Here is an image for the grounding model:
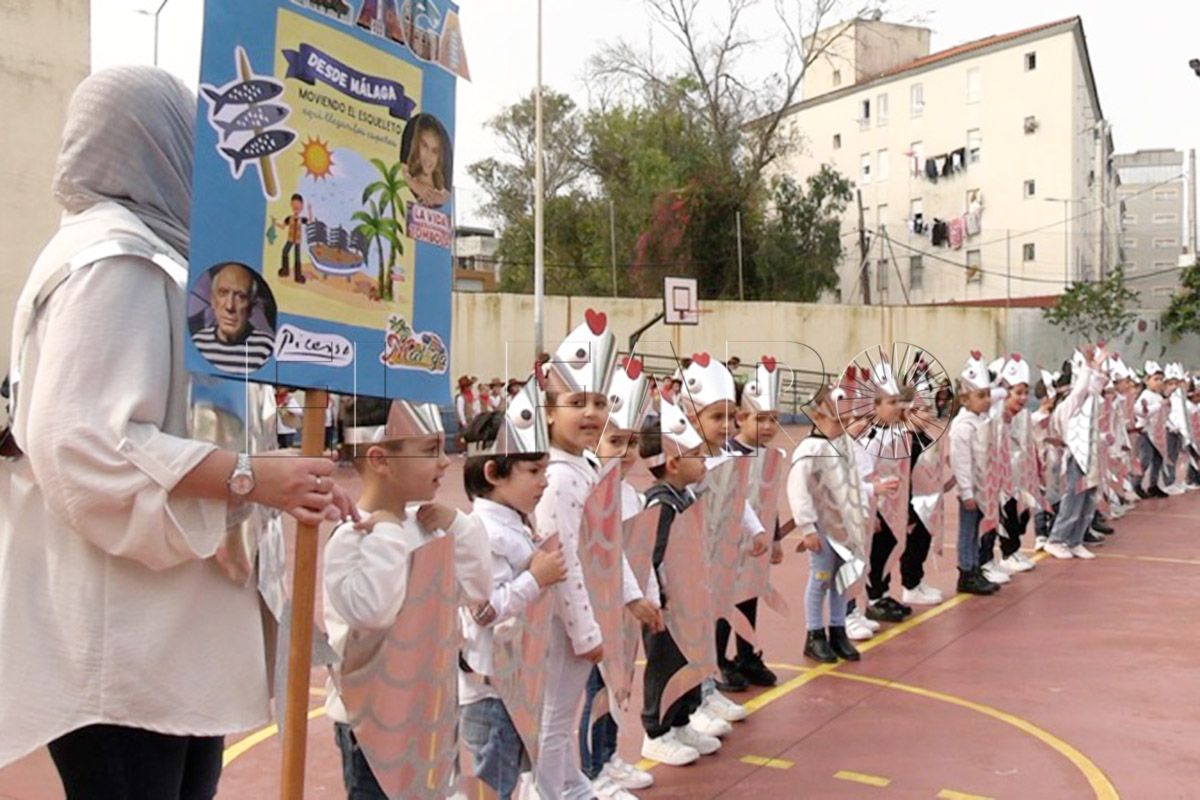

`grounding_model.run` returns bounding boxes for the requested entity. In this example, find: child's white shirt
[949,406,987,501]
[323,506,491,723]
[458,498,544,706]
[535,447,603,657]
[787,435,871,538]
